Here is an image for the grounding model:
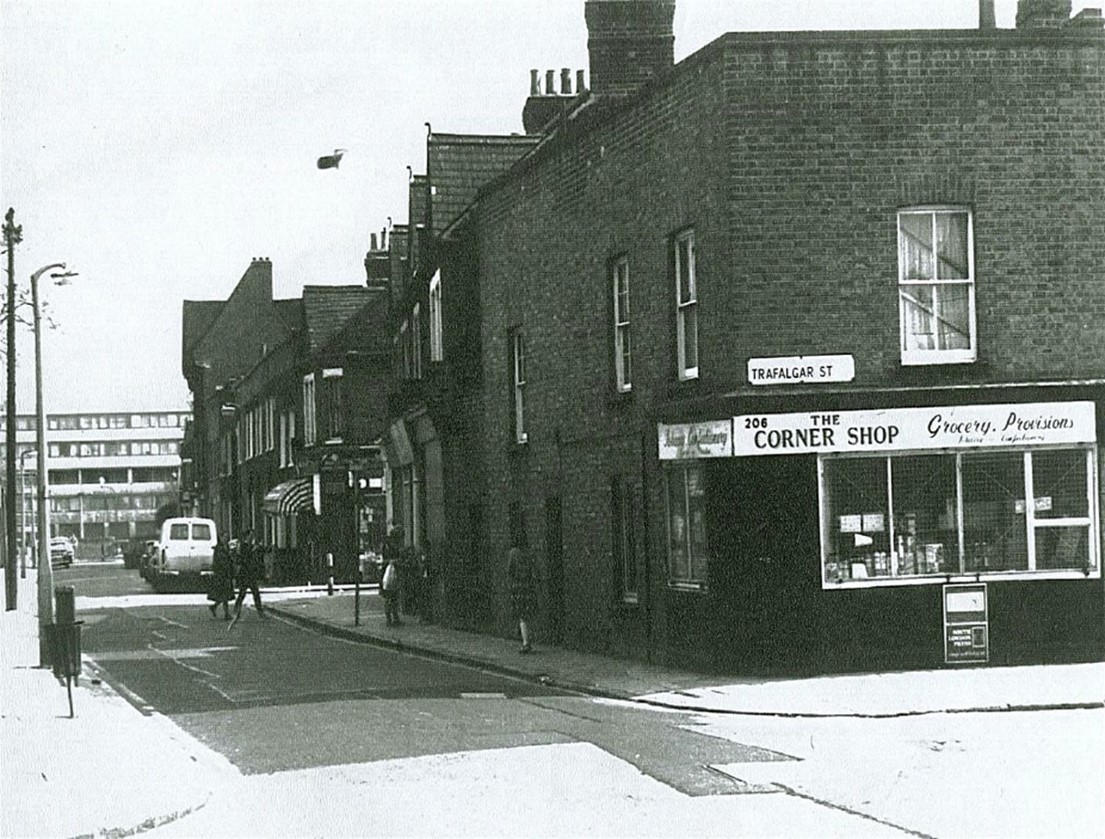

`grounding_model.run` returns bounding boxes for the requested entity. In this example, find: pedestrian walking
[207,534,234,620]
[229,530,266,628]
[381,555,402,626]
[508,545,537,654]
[380,526,404,626]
